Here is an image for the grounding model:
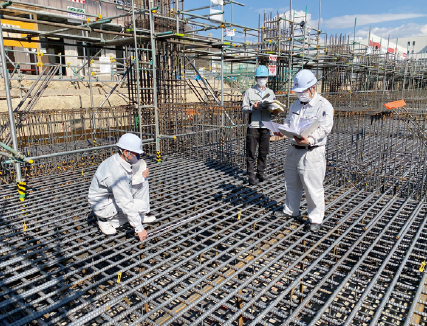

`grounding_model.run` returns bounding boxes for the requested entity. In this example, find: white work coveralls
[282,92,334,224]
[88,153,150,233]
